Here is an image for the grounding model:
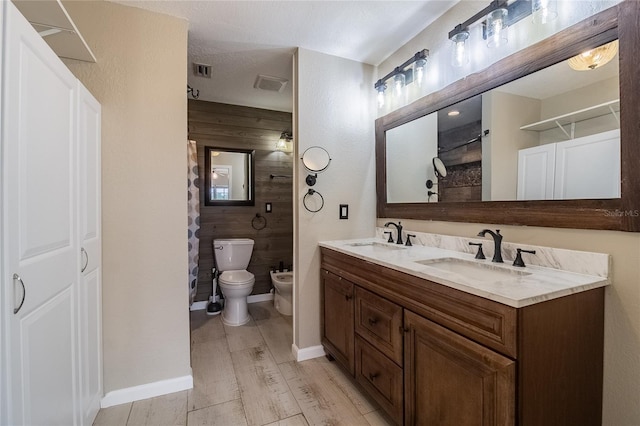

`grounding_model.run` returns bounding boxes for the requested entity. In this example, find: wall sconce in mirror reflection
[449,0,557,68]
[275,131,293,152]
[374,49,429,108]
